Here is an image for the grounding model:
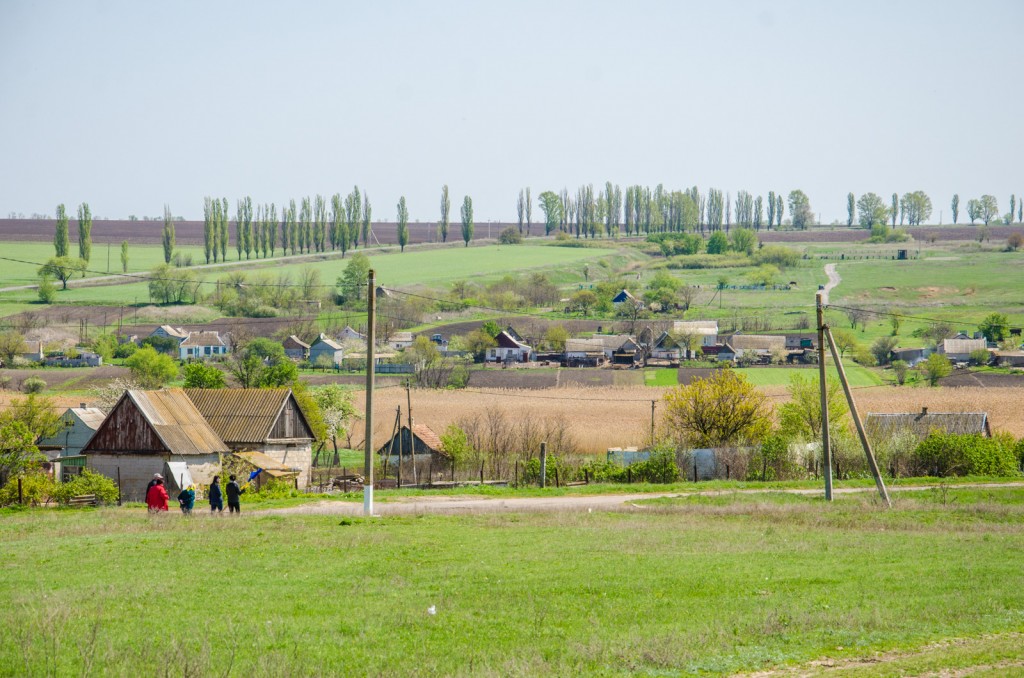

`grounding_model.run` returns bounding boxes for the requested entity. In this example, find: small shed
[81,389,229,501]
[865,407,992,442]
[376,424,450,473]
[939,338,988,363]
[231,450,300,491]
[282,335,310,361]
